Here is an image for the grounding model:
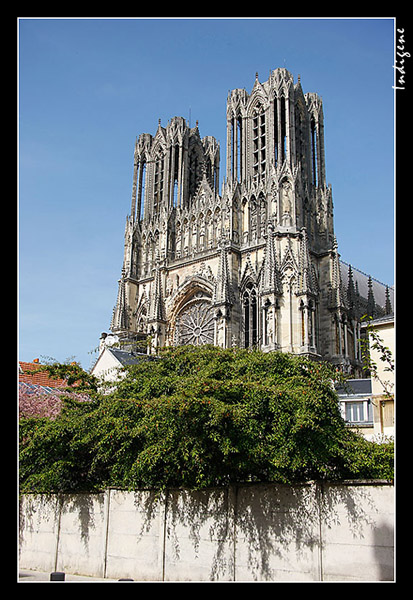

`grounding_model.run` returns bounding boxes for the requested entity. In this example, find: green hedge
[19,346,394,493]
